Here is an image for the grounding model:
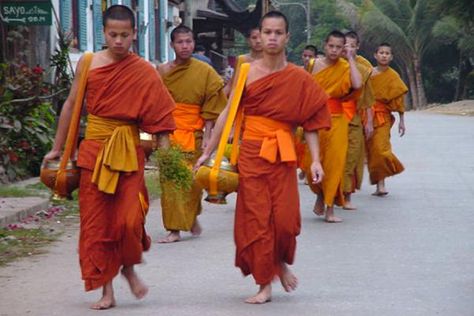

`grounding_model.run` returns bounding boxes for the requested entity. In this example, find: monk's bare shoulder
[89,50,111,70]
[312,58,327,74]
[157,62,173,77]
[246,59,264,86]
